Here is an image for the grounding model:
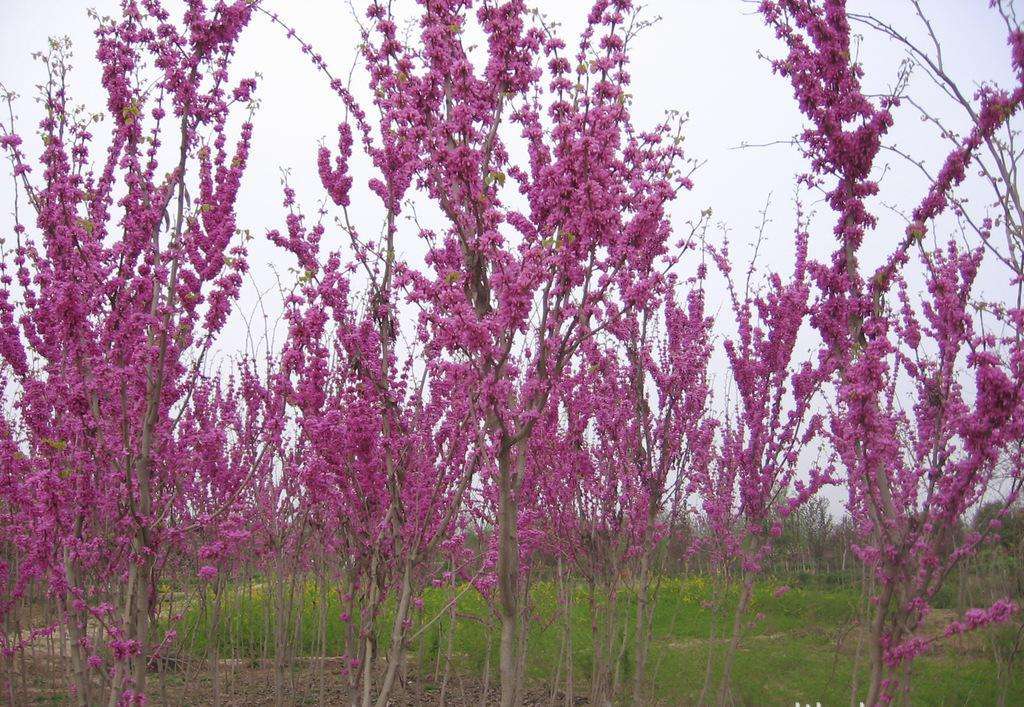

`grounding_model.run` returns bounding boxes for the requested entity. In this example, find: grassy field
[168,575,1023,705]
